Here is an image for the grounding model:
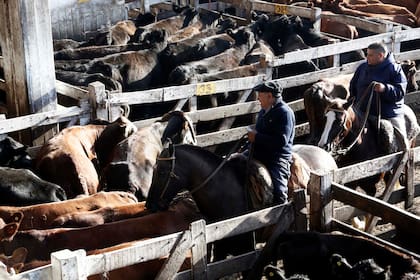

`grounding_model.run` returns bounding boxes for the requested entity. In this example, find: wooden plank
[85,231,185,276]
[333,152,403,184]
[320,12,391,33]
[0,106,88,135]
[51,249,85,280]
[394,28,420,43]
[156,230,192,280]
[251,0,318,21]
[10,265,53,280]
[331,183,420,236]
[176,251,260,280]
[365,151,409,232]
[395,49,420,62]
[56,80,88,101]
[246,205,295,279]
[271,33,391,67]
[331,219,420,259]
[19,0,58,145]
[190,220,208,279]
[333,184,420,222]
[108,75,266,105]
[205,204,293,243]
